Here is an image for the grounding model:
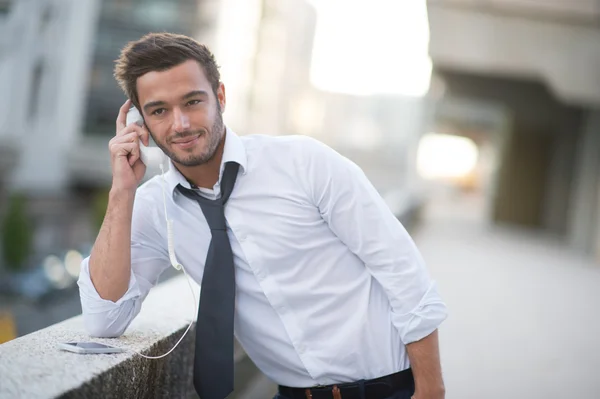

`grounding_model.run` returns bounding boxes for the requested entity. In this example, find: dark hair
[114,32,220,110]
